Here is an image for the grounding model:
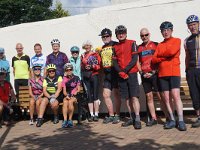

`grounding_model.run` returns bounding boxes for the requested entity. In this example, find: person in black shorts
[98,28,121,124]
